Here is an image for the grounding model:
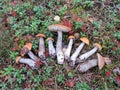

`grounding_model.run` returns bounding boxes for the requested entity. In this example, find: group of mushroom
[16,24,109,73]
